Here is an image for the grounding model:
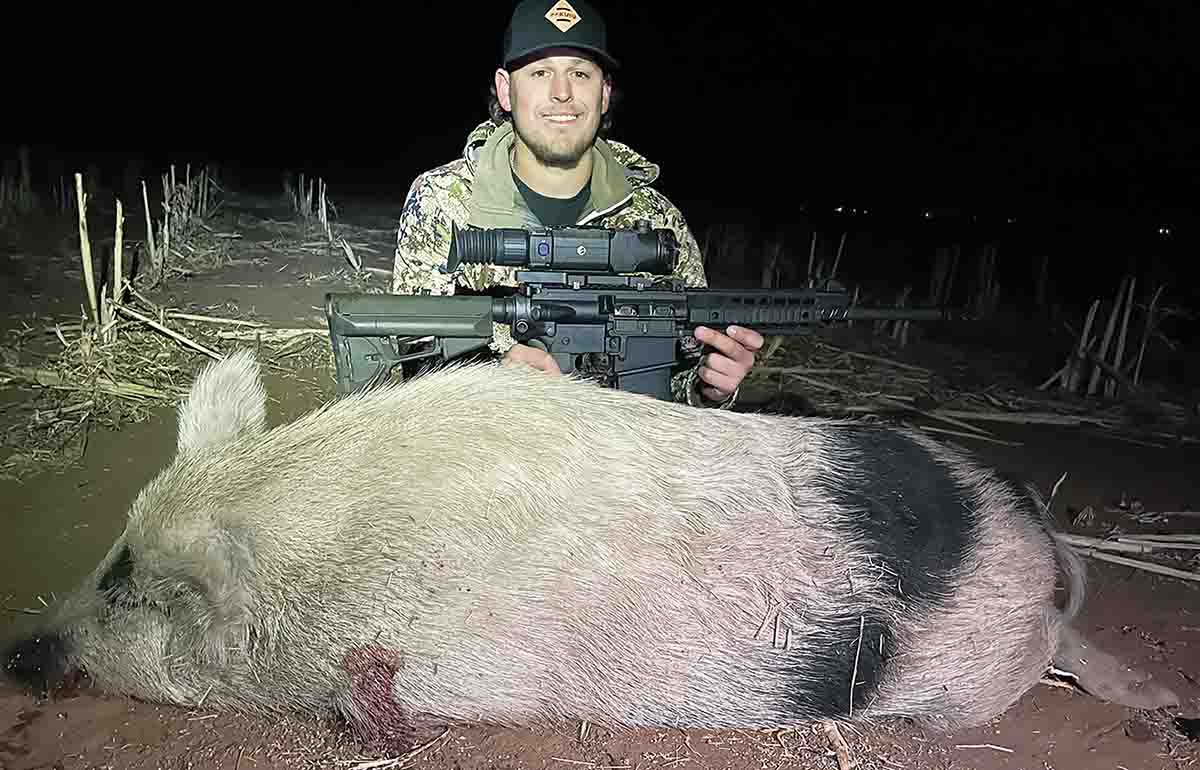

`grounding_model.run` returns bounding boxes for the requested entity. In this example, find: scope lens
[609,229,678,273]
